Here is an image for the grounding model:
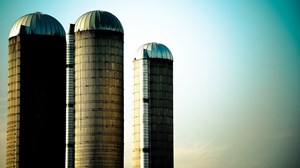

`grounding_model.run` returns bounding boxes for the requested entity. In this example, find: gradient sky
[1,0,300,167]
